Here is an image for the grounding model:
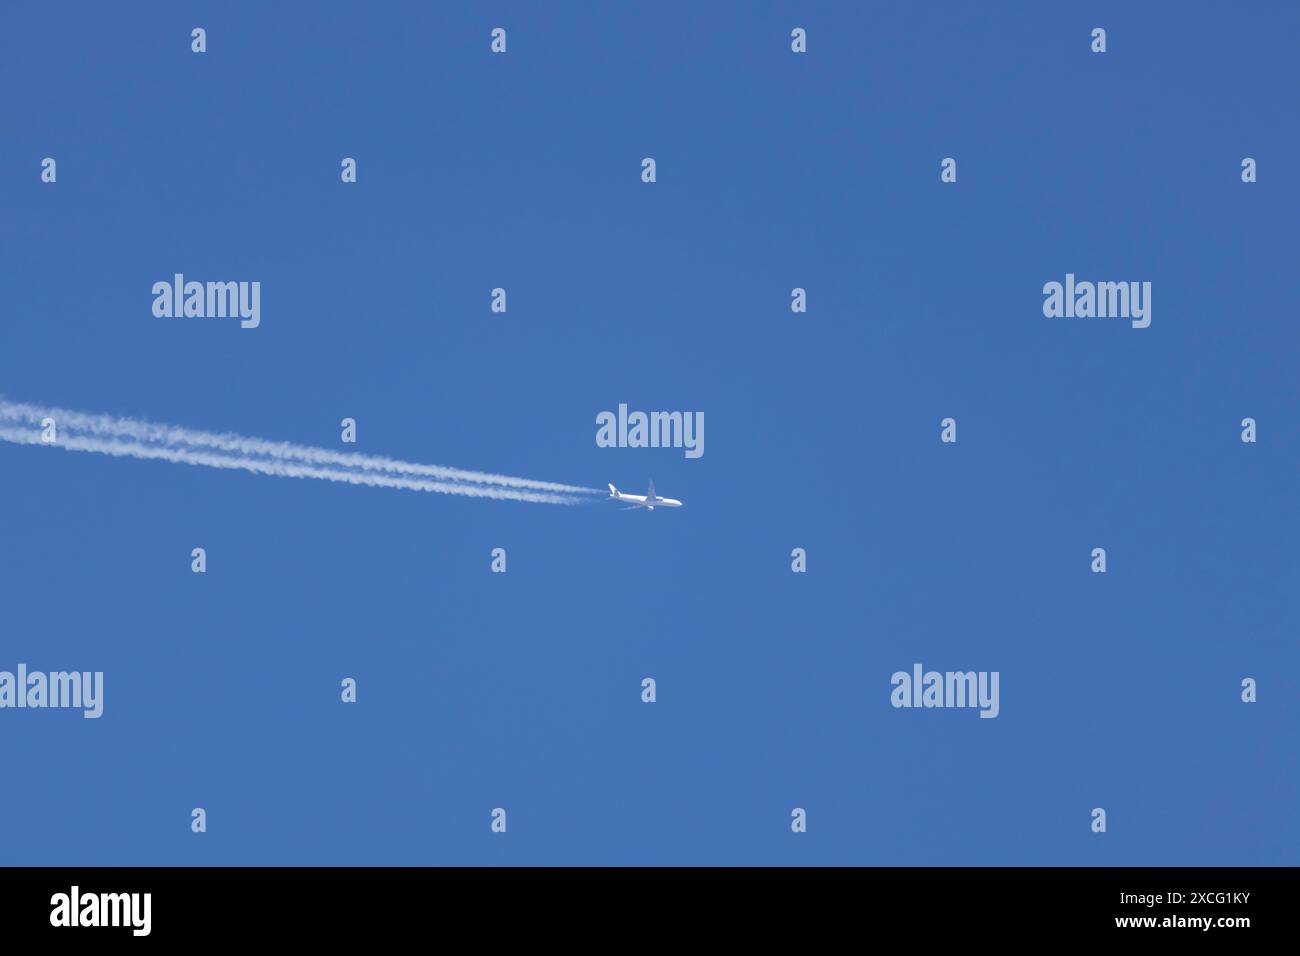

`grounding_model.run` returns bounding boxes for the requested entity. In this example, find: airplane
[608,481,682,510]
